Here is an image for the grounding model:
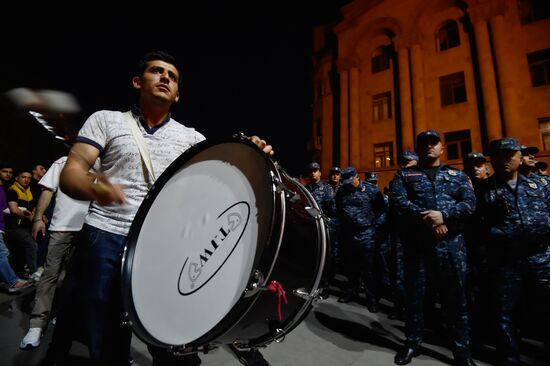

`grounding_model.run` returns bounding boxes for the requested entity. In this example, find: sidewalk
[0,283,544,366]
